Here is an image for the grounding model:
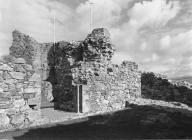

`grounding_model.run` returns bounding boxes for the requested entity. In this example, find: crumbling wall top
[83,28,115,62]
